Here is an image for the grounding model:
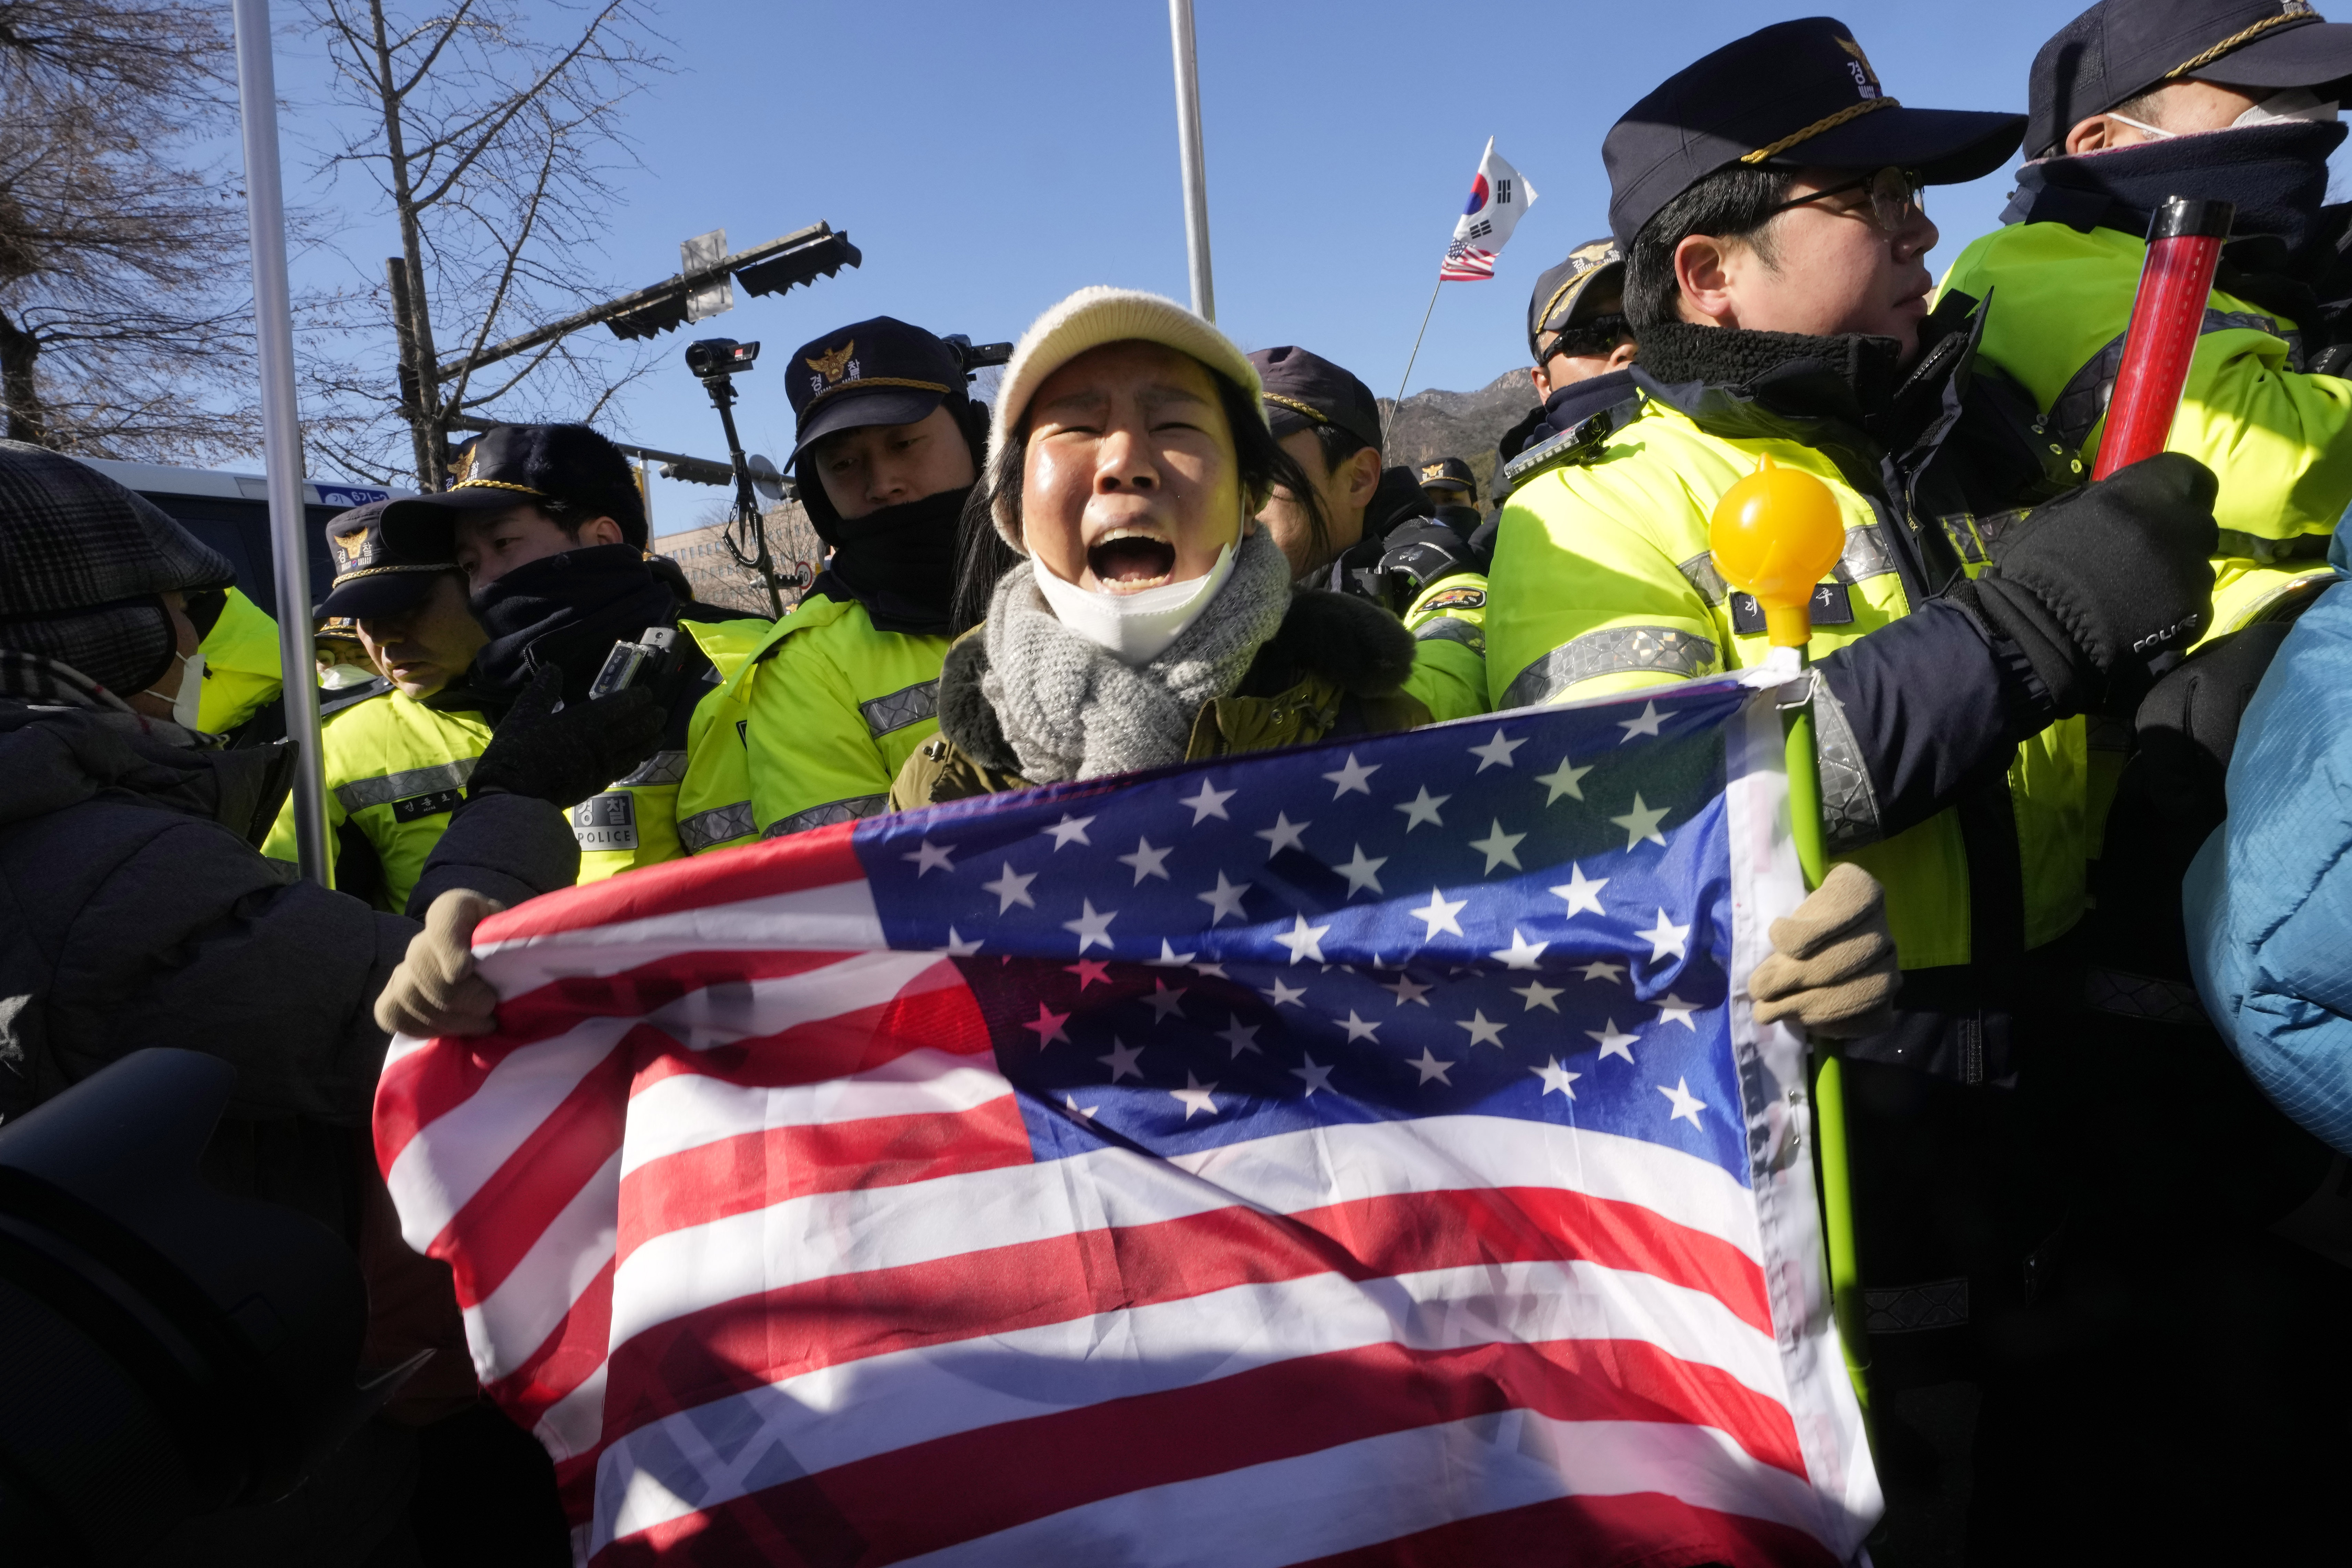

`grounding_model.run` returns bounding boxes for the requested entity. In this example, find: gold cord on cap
[801,376,953,414]
[1261,392,1329,425]
[1739,95,1901,164]
[2165,8,2312,79]
[448,478,549,498]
